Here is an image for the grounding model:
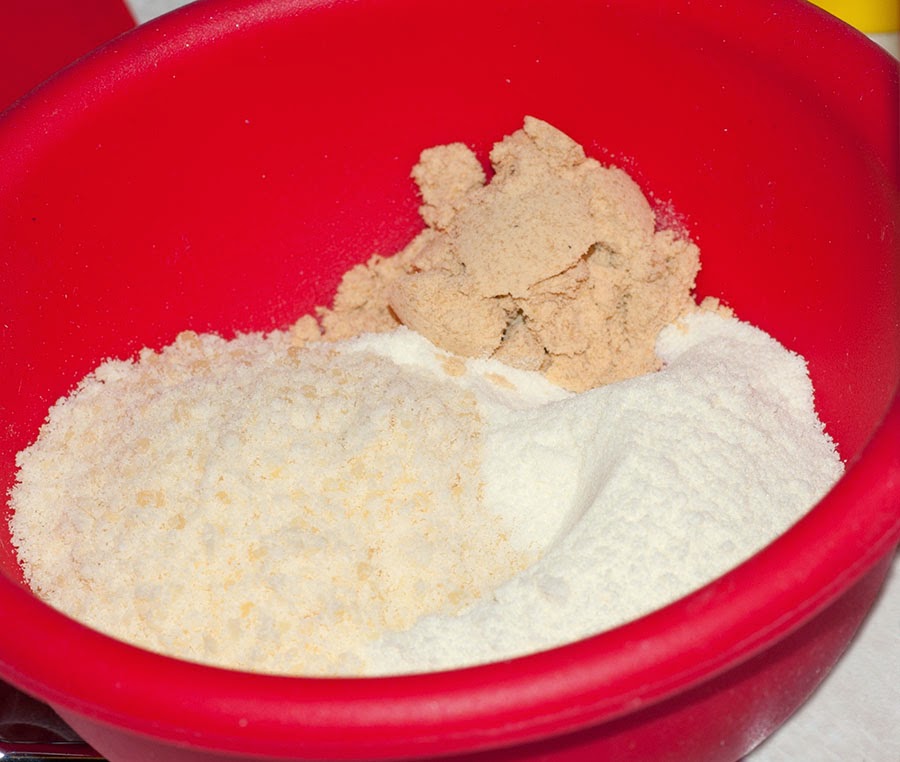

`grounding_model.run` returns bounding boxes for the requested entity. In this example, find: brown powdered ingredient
[314,117,702,391]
